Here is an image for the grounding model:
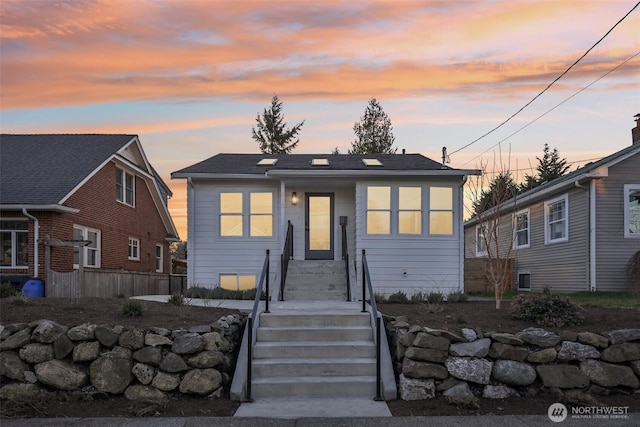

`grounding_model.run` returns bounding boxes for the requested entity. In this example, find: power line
[449,1,639,156]
[461,50,640,167]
